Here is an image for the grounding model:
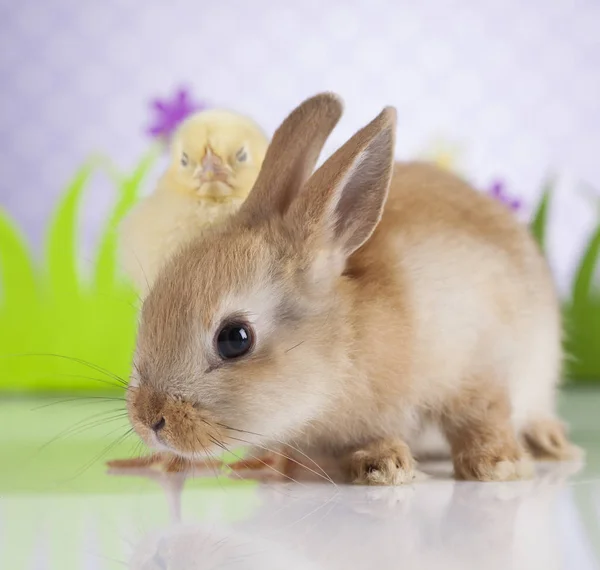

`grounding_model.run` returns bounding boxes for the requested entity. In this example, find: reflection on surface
[4,393,600,569]
[129,522,318,570]
[112,460,597,570]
